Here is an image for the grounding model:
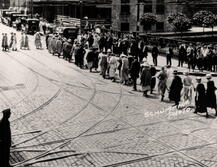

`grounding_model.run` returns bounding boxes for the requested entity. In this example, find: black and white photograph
[1,0,217,166]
